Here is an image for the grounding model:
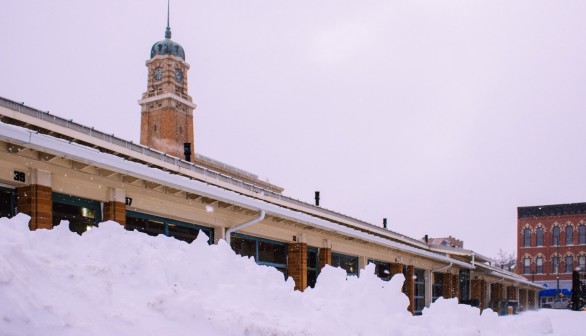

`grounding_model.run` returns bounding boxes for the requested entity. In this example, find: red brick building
[517,203,586,302]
